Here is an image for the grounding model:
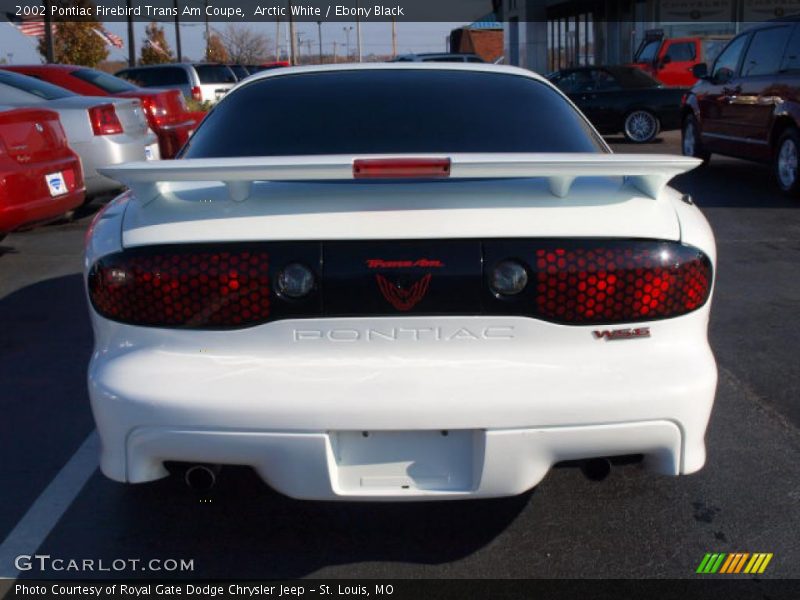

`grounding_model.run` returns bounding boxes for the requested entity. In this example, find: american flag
[145,38,169,56]
[5,12,47,37]
[93,27,124,49]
